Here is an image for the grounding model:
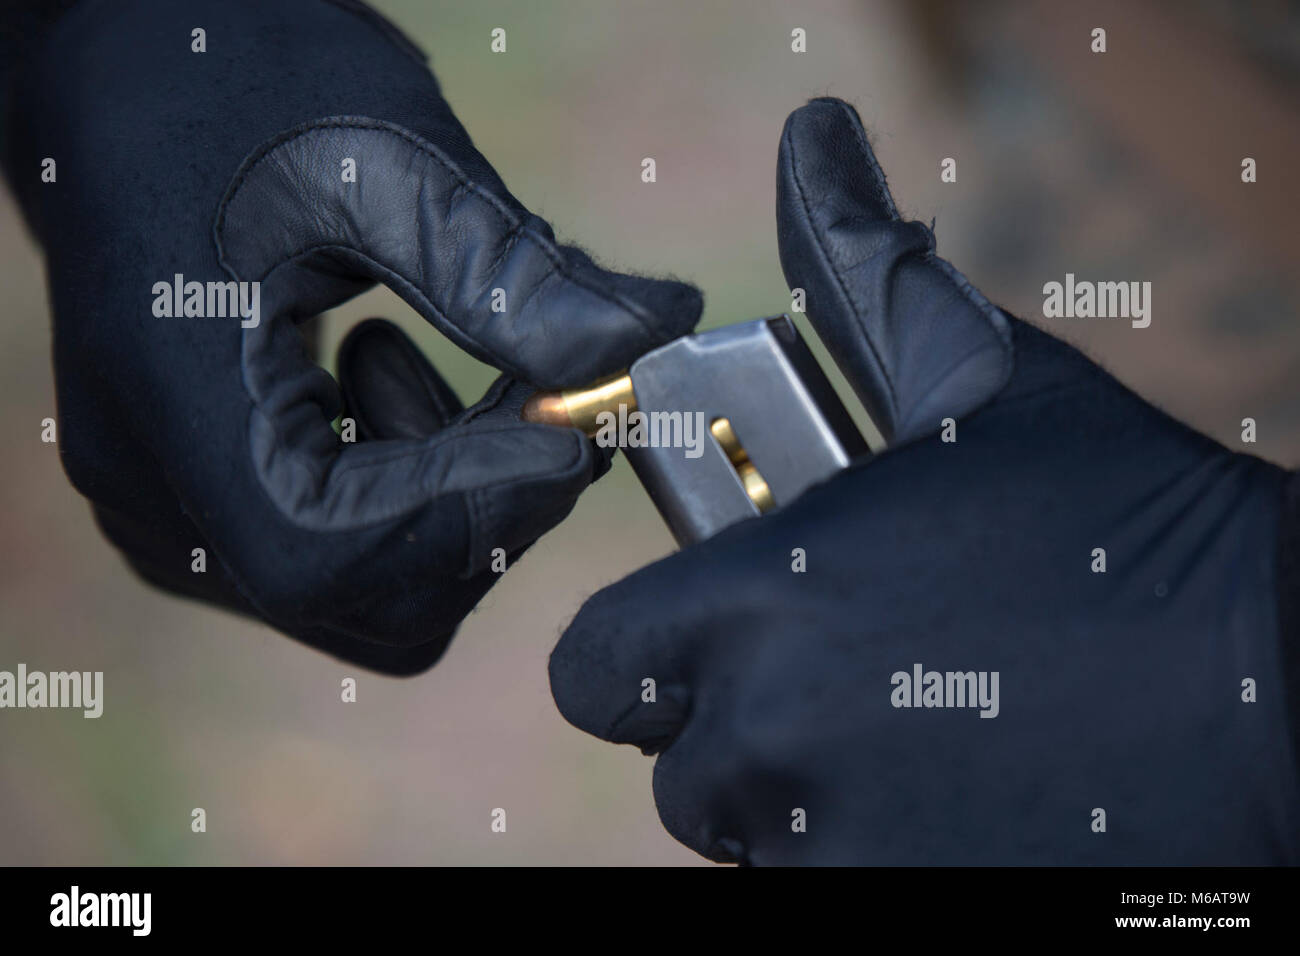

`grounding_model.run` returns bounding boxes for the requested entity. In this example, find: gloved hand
[550,98,1300,864]
[0,0,700,673]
